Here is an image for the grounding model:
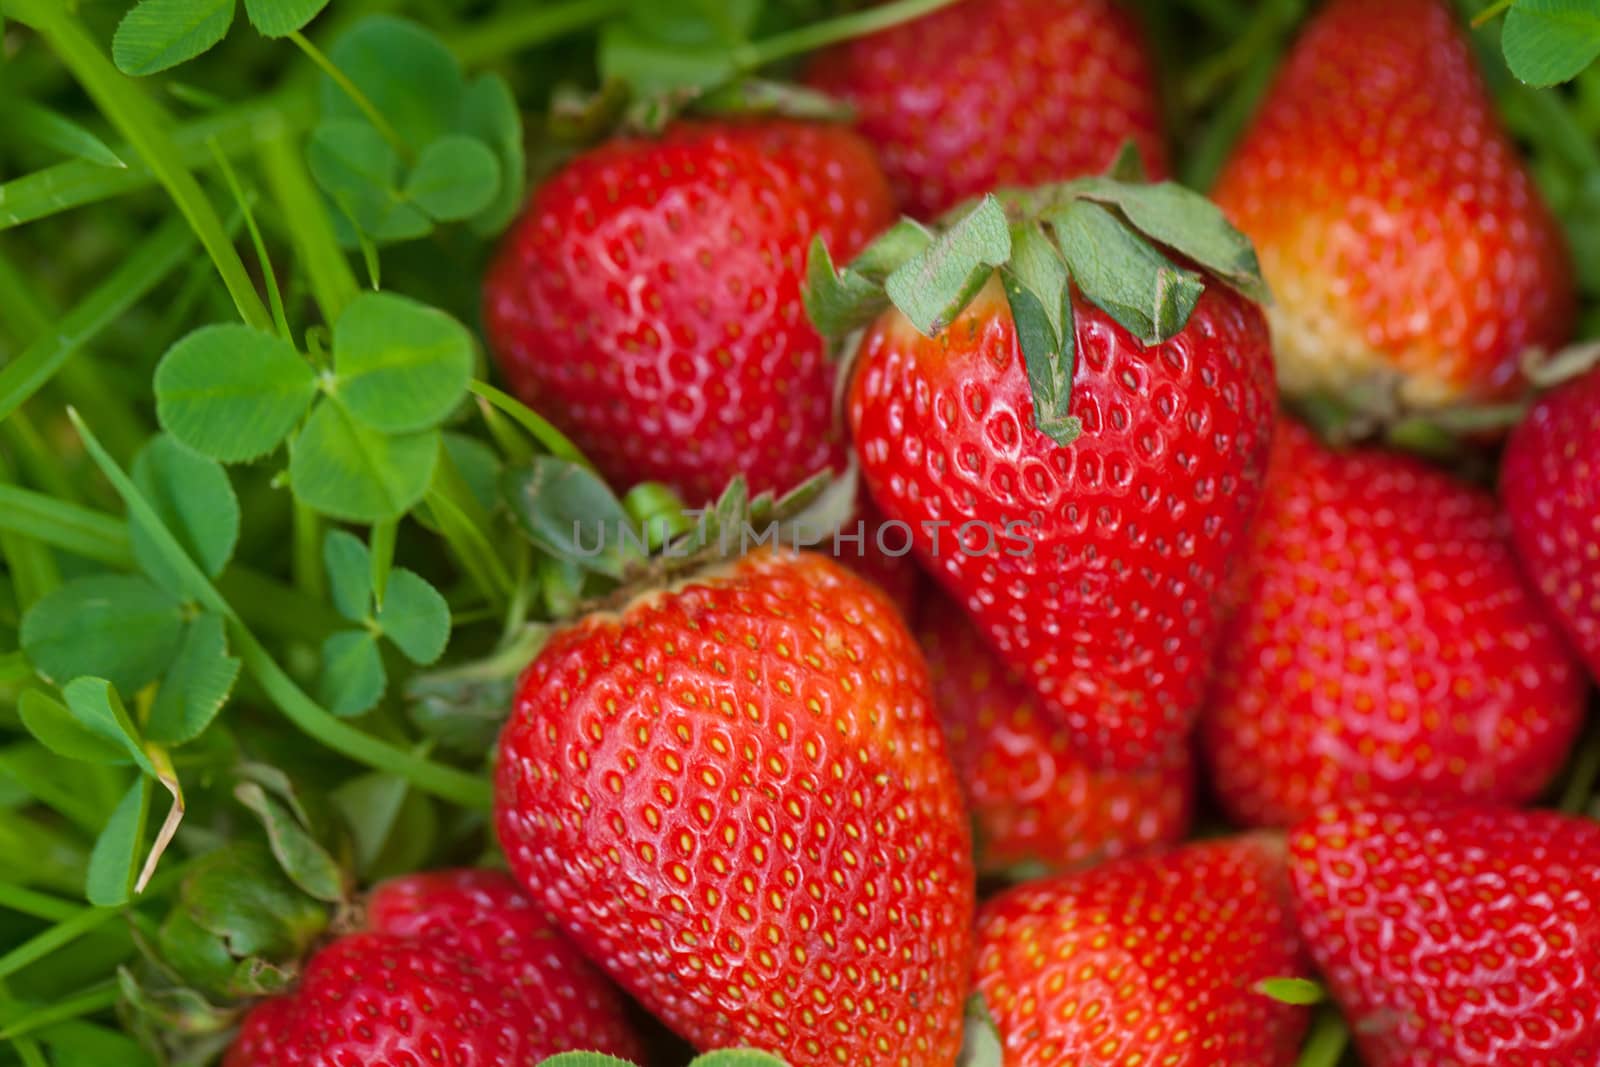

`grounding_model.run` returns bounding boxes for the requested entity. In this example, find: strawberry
[225,868,640,1066]
[918,594,1192,875]
[1212,0,1574,414]
[482,120,895,504]
[806,0,1167,218]
[1200,420,1587,827]
[494,548,974,1065]
[847,275,1275,769]
[1502,363,1600,682]
[973,836,1310,1065]
[1290,802,1600,1065]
